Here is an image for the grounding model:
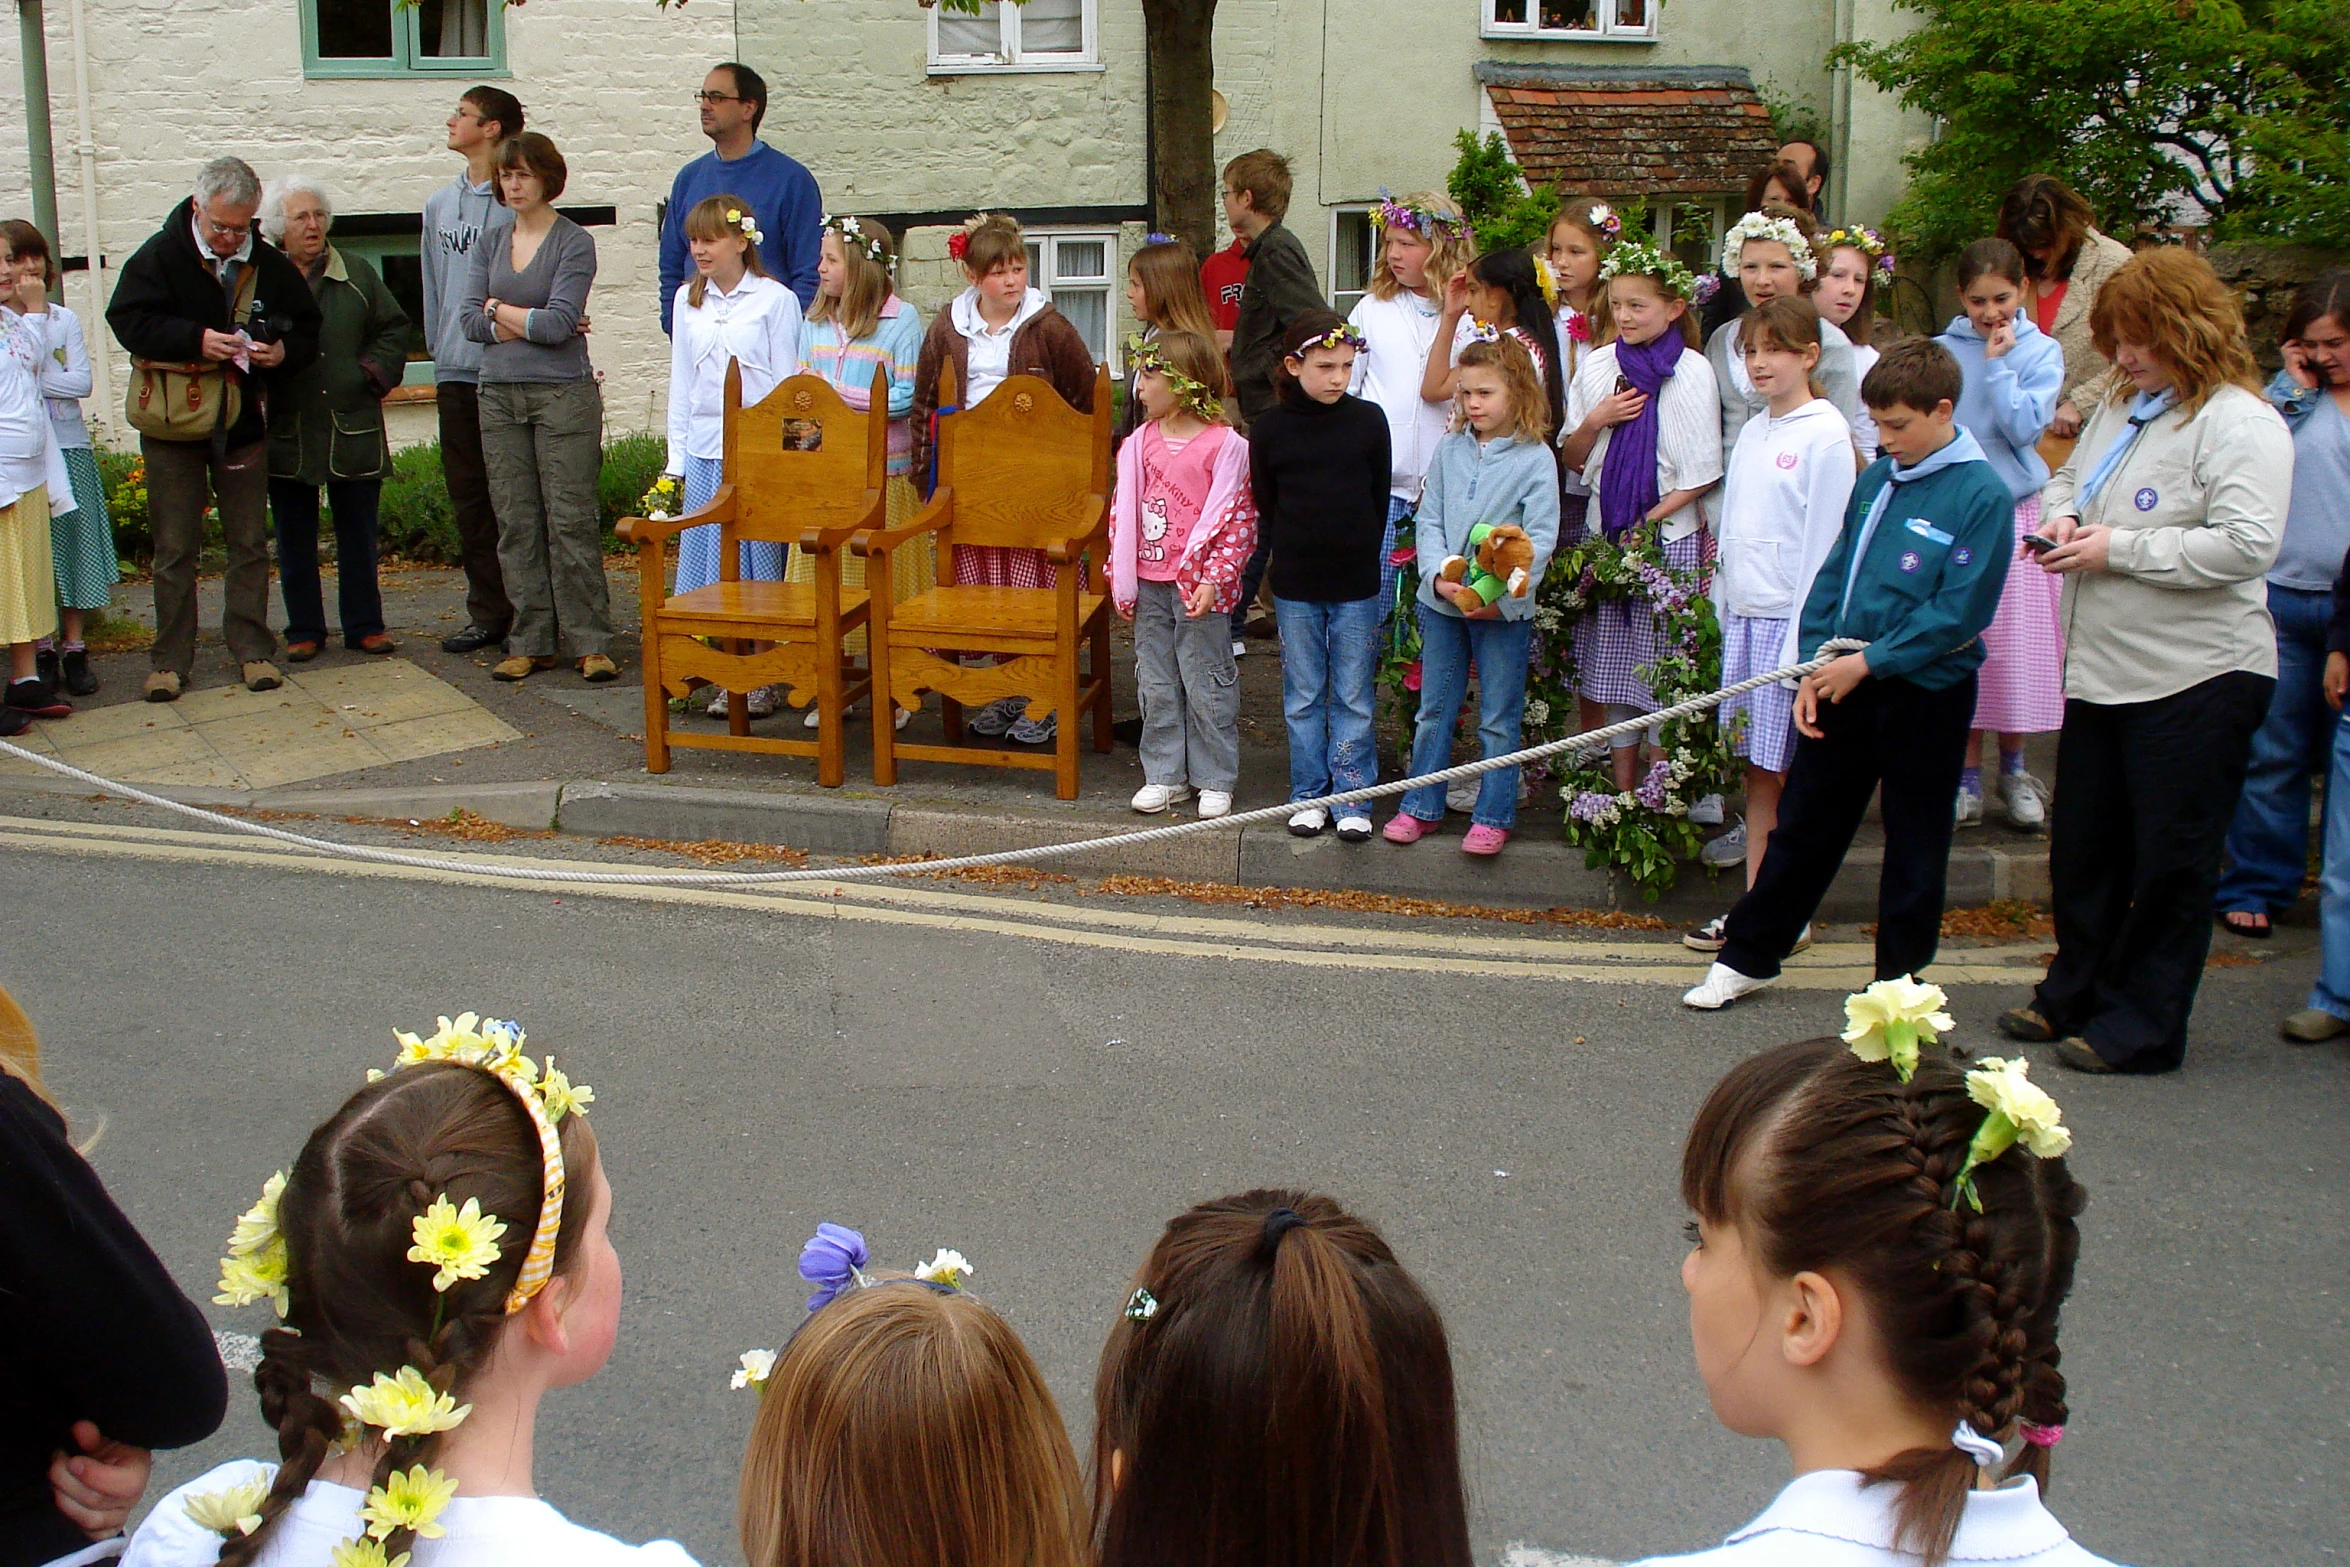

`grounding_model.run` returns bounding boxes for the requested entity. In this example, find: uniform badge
[1775,451,1799,469]
[2134,487,2159,511]
[1899,550,1922,573]
[1954,547,1972,566]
